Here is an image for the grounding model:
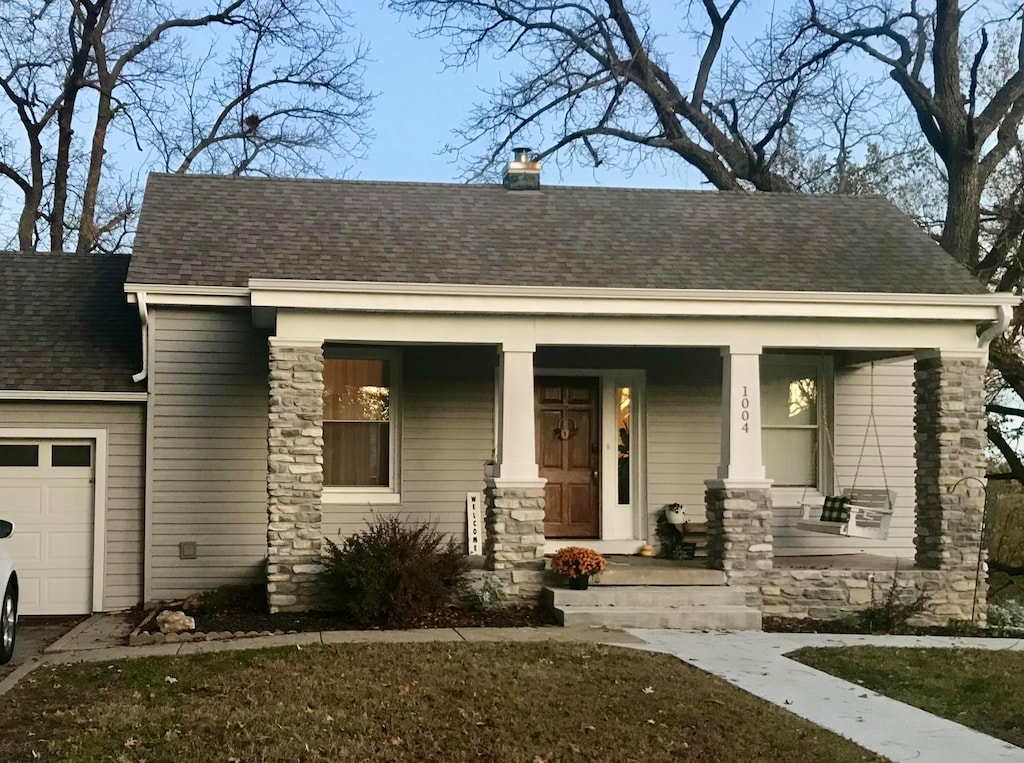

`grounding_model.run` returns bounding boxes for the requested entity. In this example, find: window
[0,444,38,467]
[322,356,395,489]
[617,386,631,505]
[761,358,828,487]
[52,444,92,467]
